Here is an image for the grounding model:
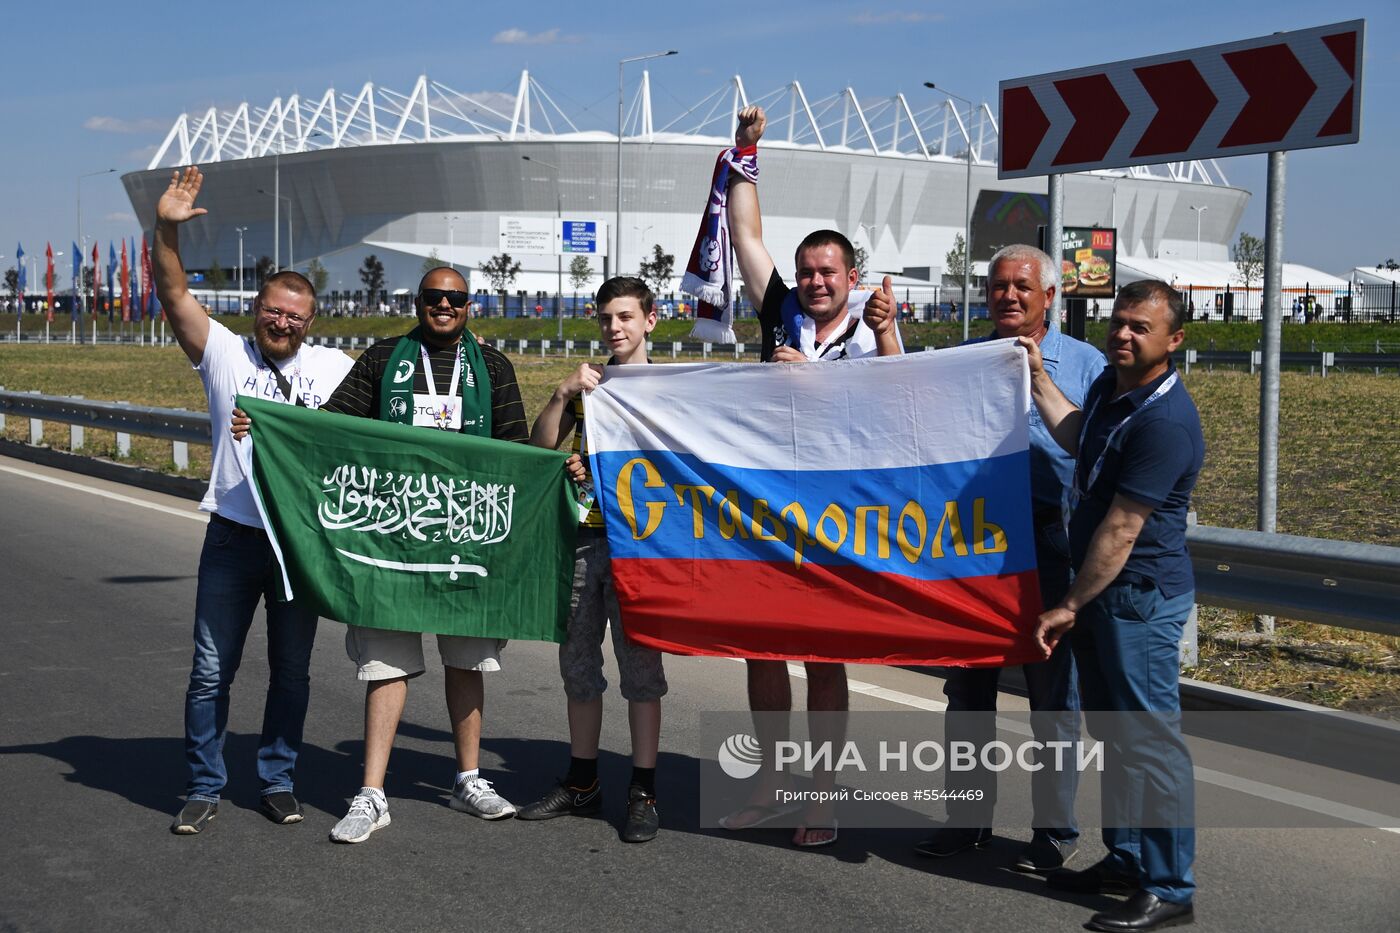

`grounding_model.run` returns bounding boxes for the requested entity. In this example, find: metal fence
[4,389,1398,645]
